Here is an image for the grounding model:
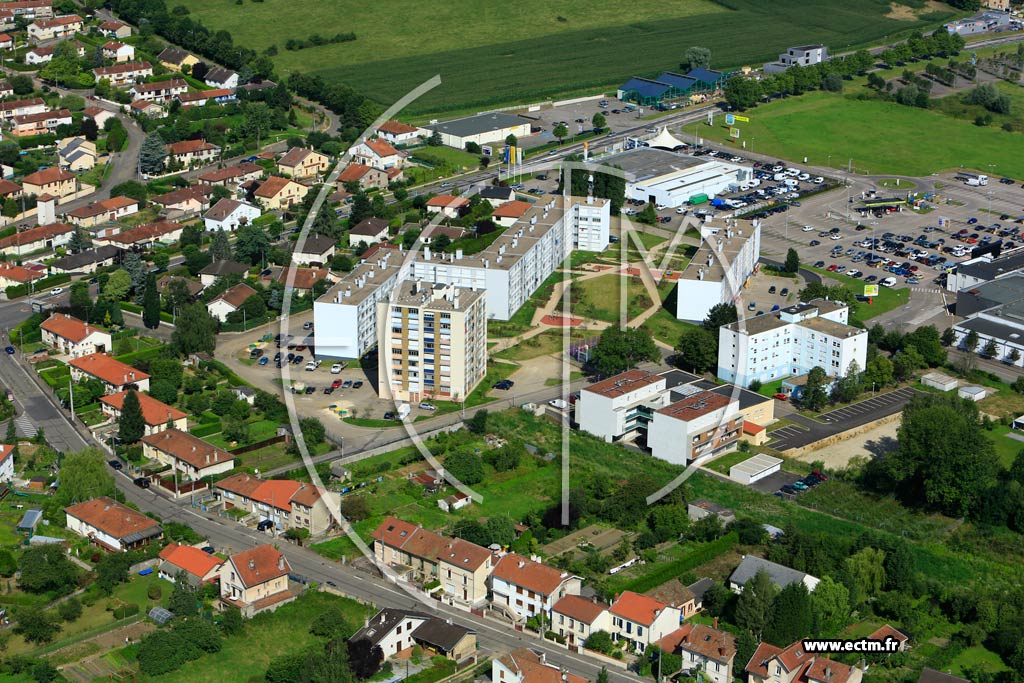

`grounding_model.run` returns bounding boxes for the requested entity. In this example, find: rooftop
[551,595,607,624]
[423,112,529,139]
[142,428,232,470]
[583,369,664,398]
[609,590,671,626]
[679,225,759,283]
[599,147,706,183]
[730,554,810,590]
[211,282,258,309]
[388,280,484,313]
[657,390,734,422]
[159,543,221,579]
[100,390,187,426]
[69,352,149,386]
[492,553,574,596]
[229,544,289,587]
[65,496,162,541]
